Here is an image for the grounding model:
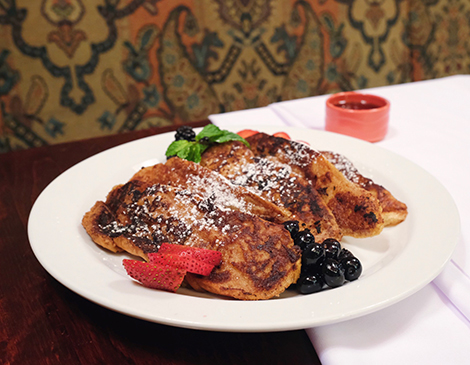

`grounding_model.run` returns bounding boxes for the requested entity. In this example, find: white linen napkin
[269,75,470,364]
[433,257,470,322]
[208,107,286,129]
[306,281,470,364]
[211,75,470,363]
